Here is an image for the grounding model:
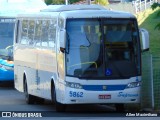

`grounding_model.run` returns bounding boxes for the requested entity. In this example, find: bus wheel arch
[23,73,34,104]
[51,79,56,103]
[23,73,26,92]
[51,79,66,112]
